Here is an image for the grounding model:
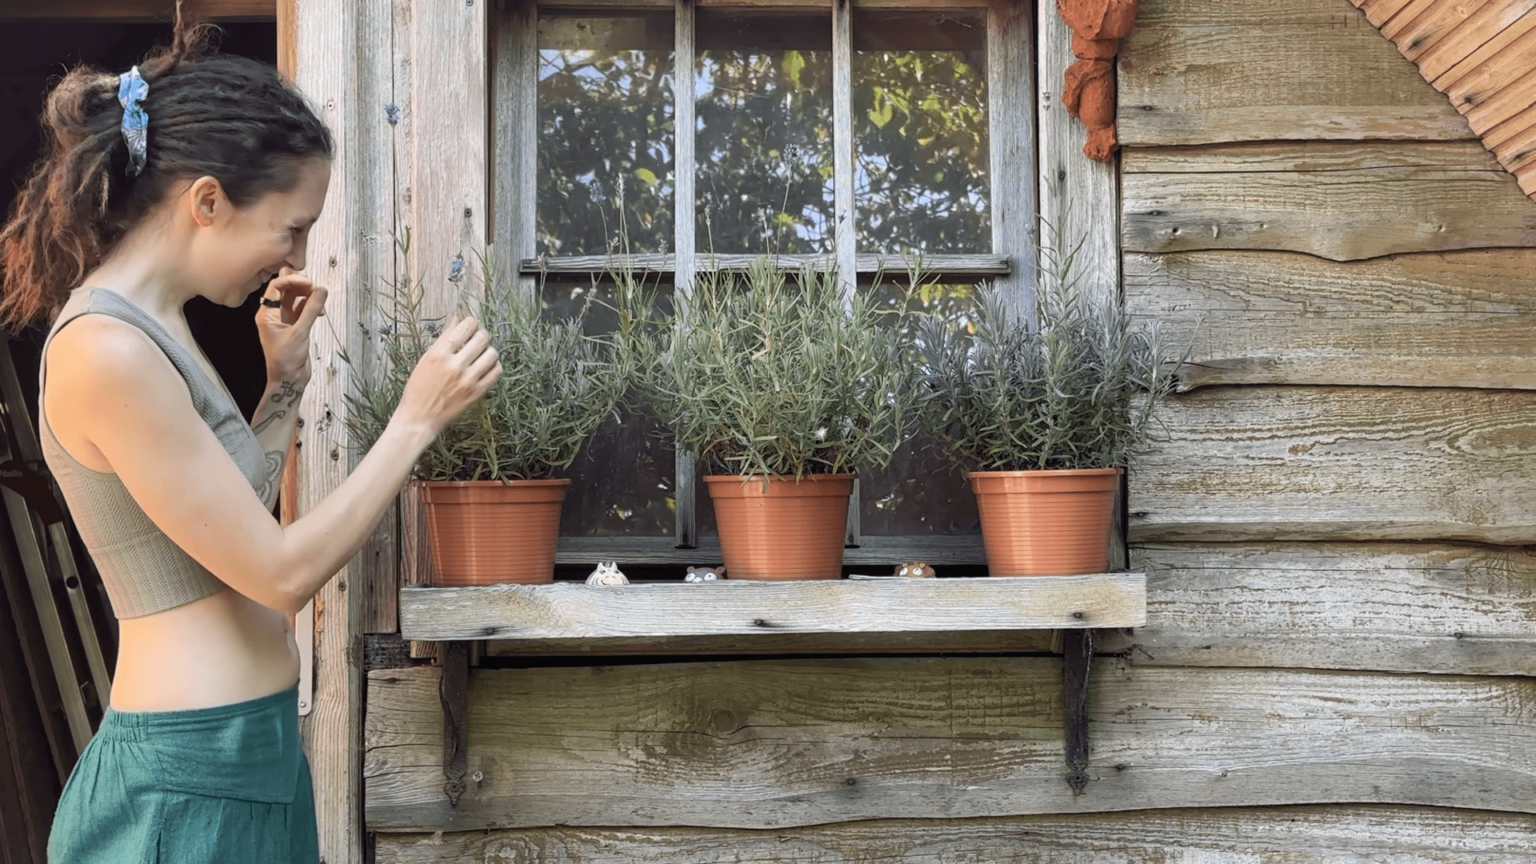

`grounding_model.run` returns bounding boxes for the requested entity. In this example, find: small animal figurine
[586,561,629,586]
[684,565,727,583]
[895,561,936,578]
